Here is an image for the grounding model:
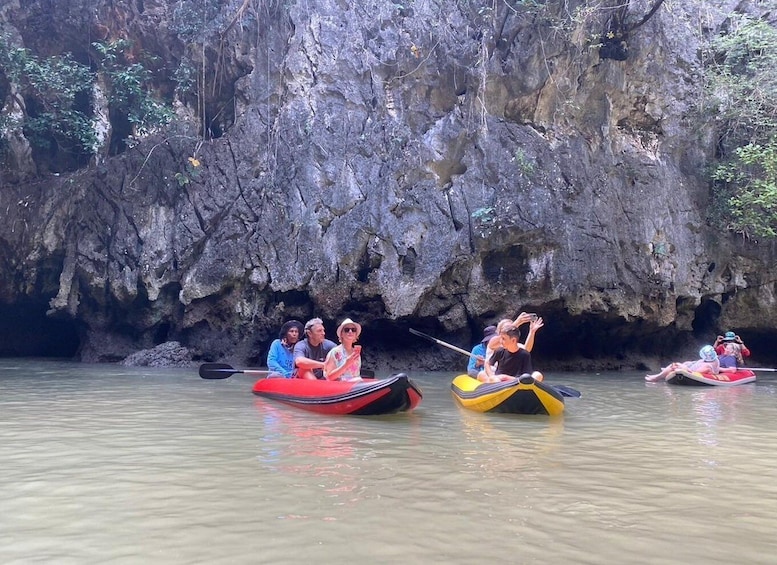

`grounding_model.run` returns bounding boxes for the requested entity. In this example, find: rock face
[1,0,776,370]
